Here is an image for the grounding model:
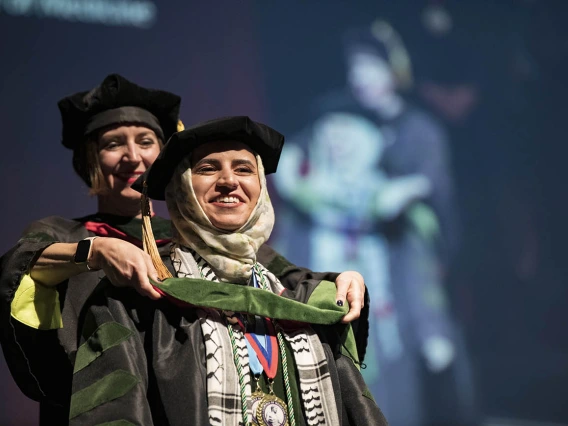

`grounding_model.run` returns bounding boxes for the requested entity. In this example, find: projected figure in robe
[274,108,454,426]
[272,20,467,426]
